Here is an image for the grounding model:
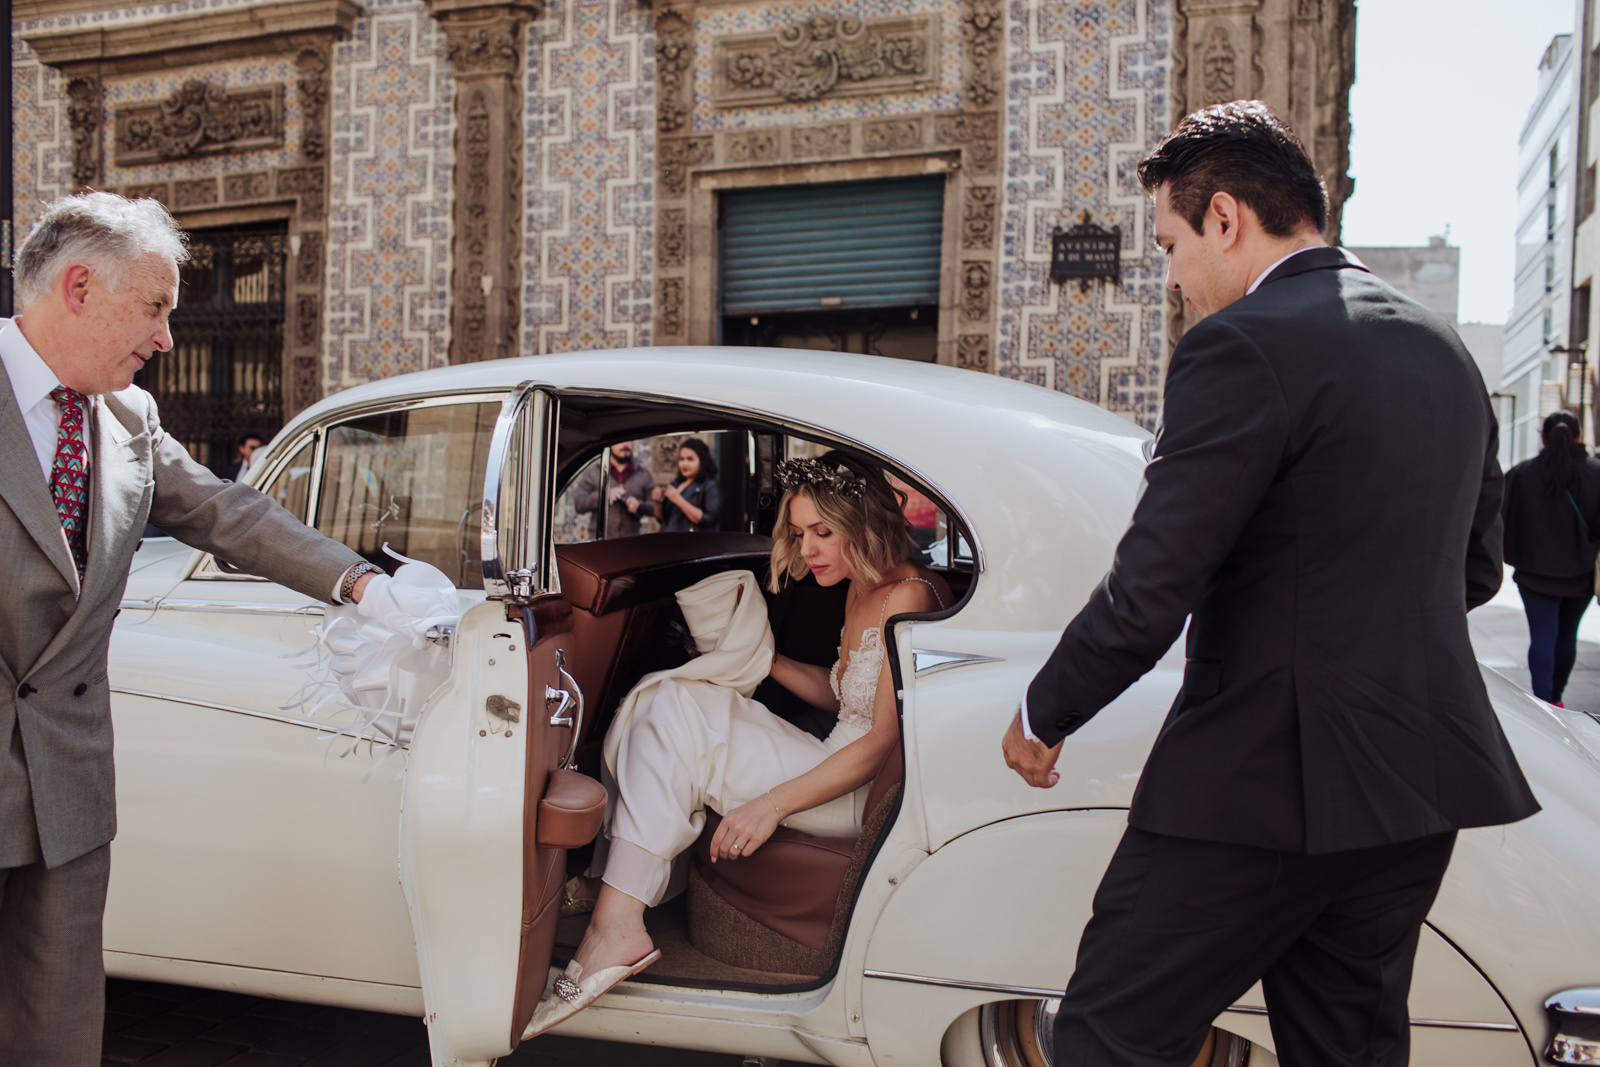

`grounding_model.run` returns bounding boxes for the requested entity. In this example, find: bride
[527,451,950,1035]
